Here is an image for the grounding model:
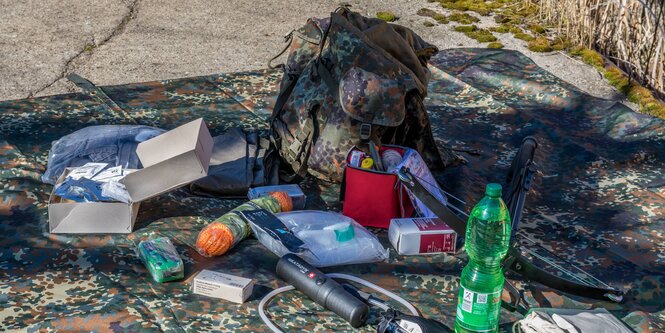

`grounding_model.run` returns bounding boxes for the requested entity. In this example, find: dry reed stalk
[530,0,665,97]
